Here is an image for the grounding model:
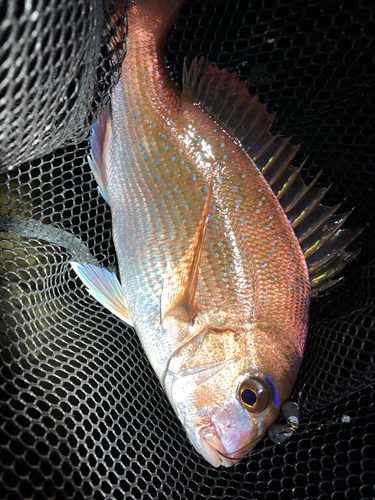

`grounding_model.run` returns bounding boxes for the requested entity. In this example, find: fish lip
[199,425,242,468]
